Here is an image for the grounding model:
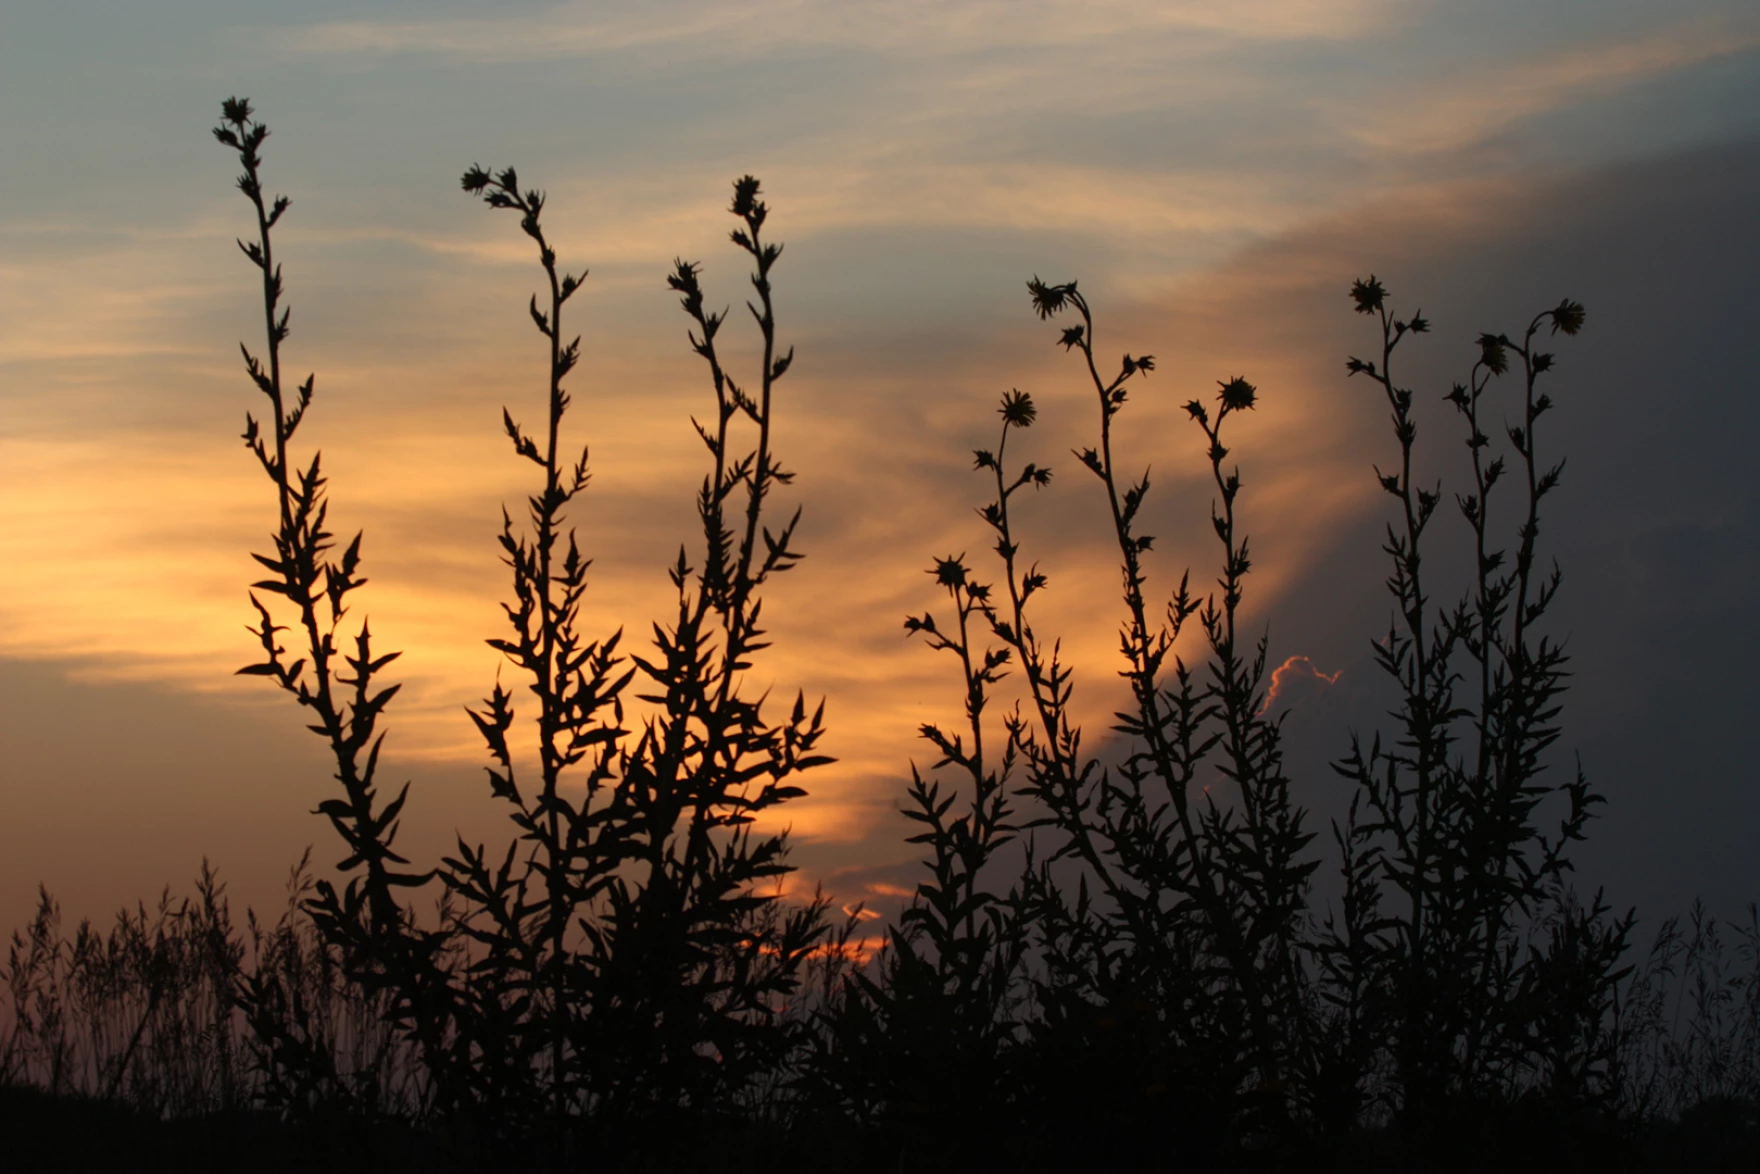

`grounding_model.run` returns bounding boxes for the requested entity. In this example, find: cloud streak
[286,0,1396,64]
[1344,24,1760,156]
